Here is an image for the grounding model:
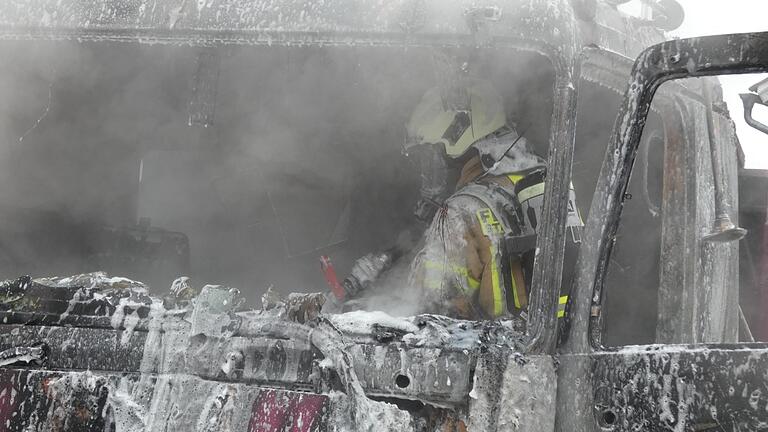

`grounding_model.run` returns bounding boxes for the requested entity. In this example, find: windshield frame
[0,0,588,355]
